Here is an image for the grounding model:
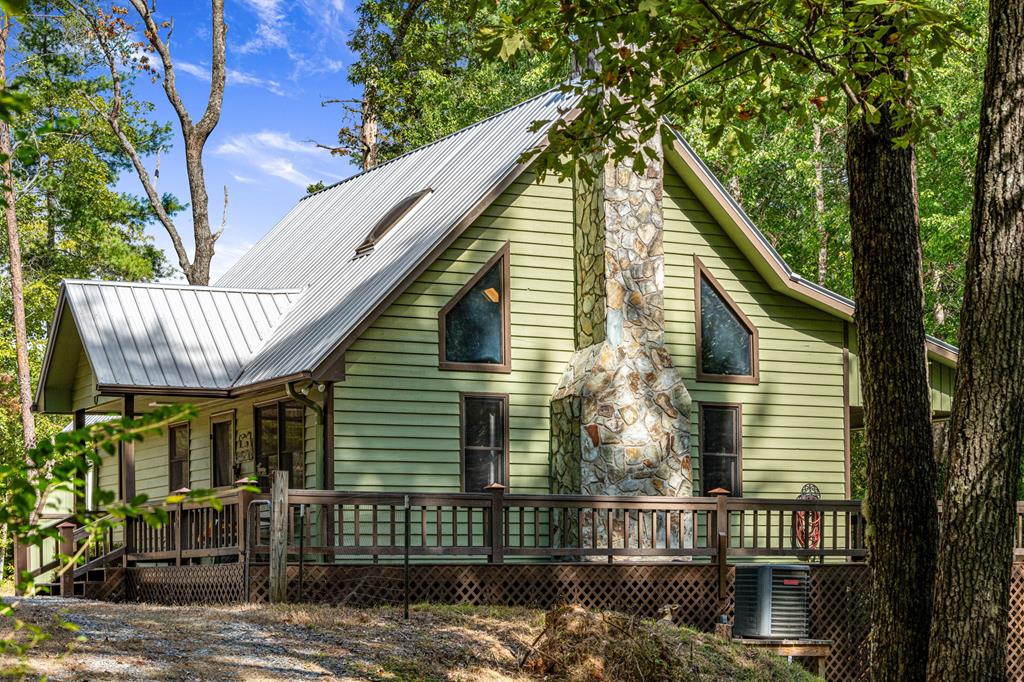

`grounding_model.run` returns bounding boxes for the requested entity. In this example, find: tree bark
[847,106,937,681]
[0,17,36,455]
[927,0,1024,677]
[360,82,379,171]
[813,122,828,285]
